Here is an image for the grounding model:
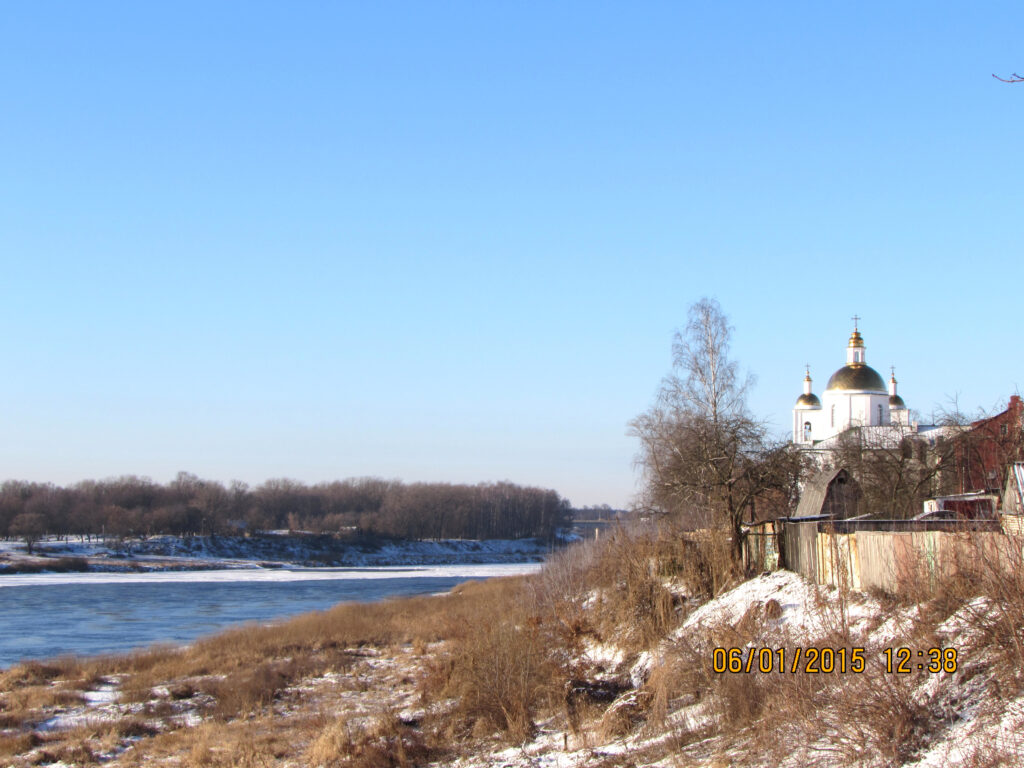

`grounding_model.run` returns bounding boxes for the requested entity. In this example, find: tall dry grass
[528,521,735,657]
[304,710,433,768]
[10,522,1023,766]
